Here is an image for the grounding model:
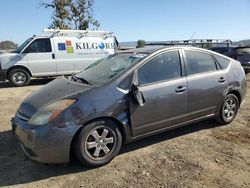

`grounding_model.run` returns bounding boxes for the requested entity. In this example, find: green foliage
[136,40,145,48]
[0,40,18,50]
[42,0,100,30]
